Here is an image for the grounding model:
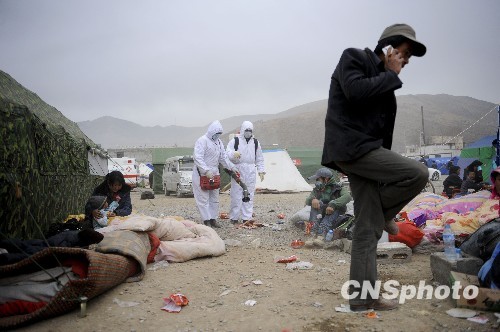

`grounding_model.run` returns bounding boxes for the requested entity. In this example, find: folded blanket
[94,230,150,282]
